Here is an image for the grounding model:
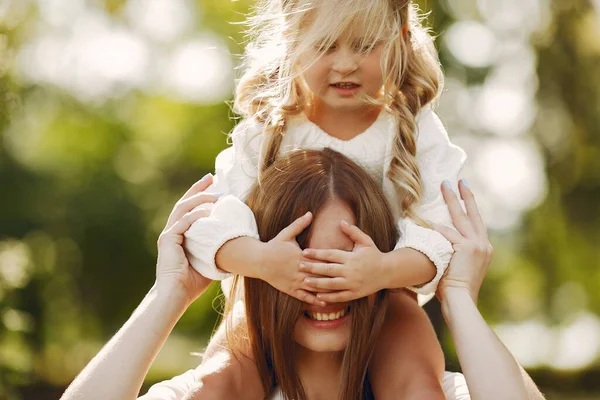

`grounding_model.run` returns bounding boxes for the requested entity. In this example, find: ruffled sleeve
[183,119,263,280]
[395,105,467,295]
